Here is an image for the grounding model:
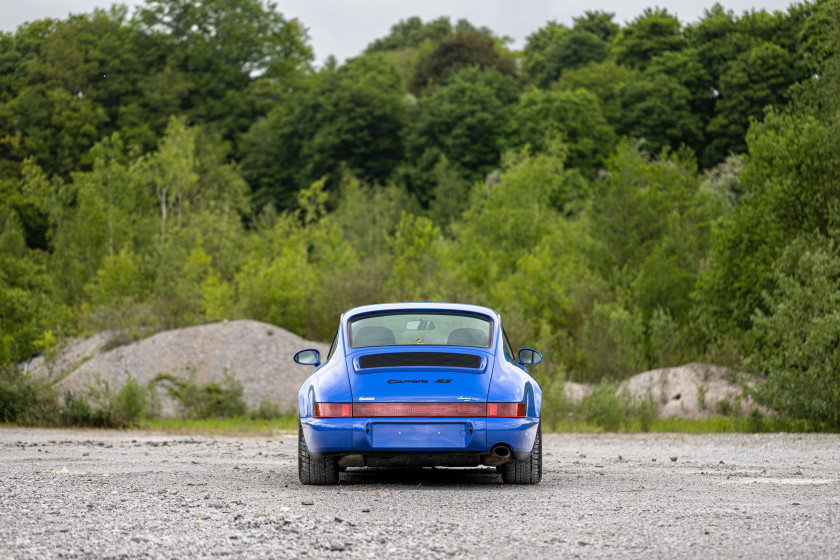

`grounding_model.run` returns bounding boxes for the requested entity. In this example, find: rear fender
[298,359,352,418]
